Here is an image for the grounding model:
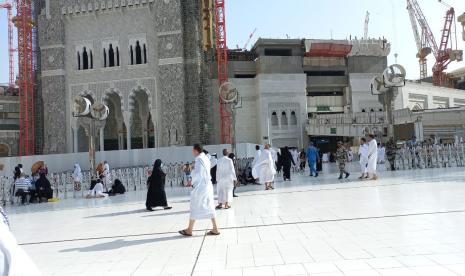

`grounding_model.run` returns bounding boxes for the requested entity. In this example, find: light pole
[72,97,109,176]
[371,64,406,139]
[219,82,240,155]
